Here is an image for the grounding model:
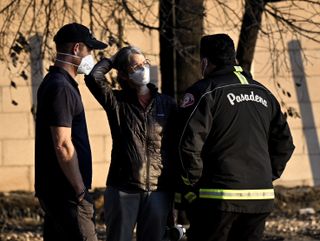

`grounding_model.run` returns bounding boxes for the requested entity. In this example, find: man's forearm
[51,126,86,199]
[55,141,85,194]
